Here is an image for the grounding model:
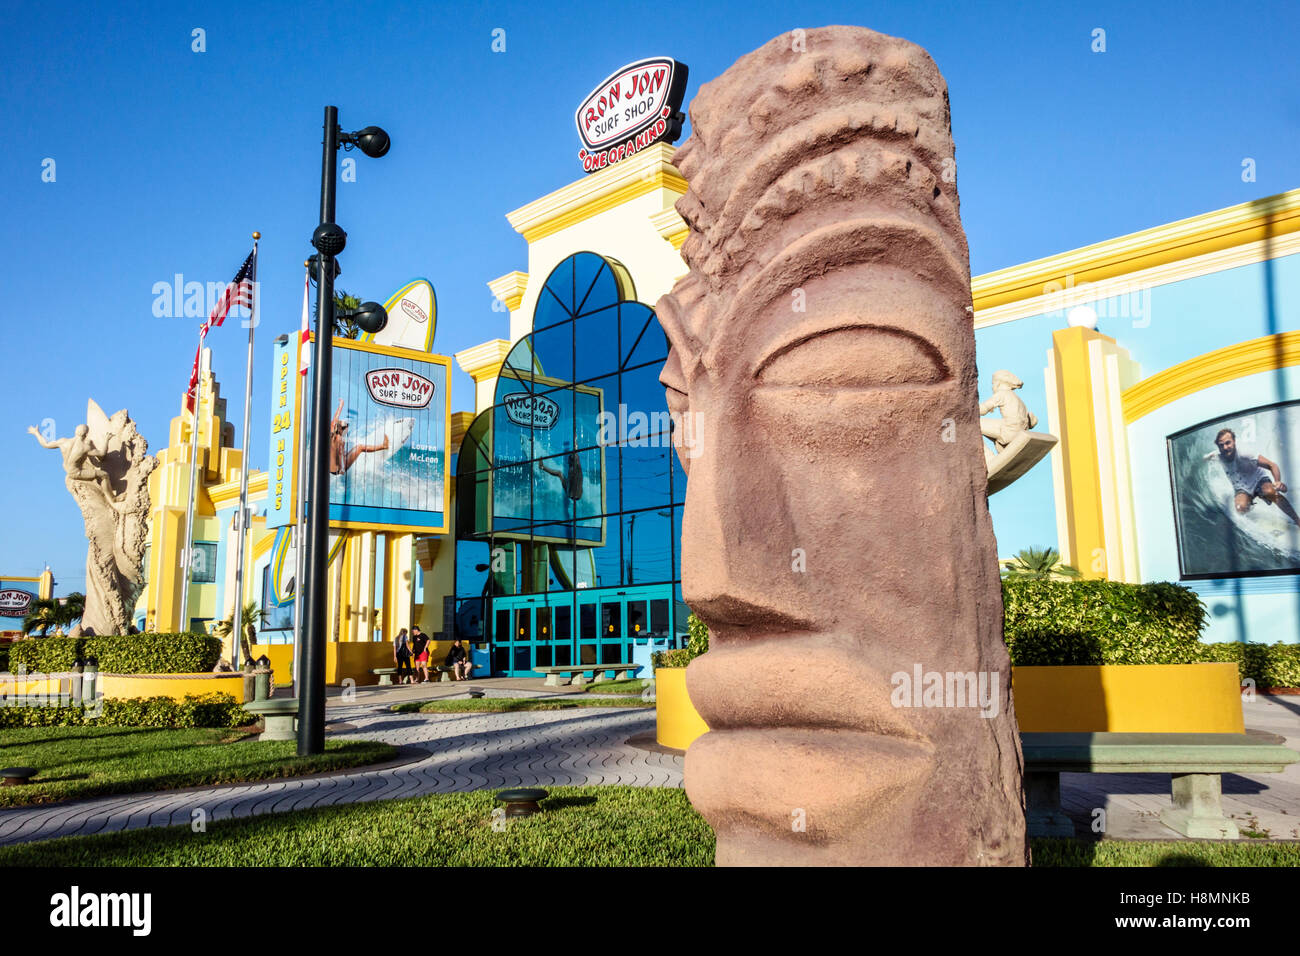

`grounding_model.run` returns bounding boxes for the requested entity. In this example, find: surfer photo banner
[1168,398,1300,579]
[301,336,450,534]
